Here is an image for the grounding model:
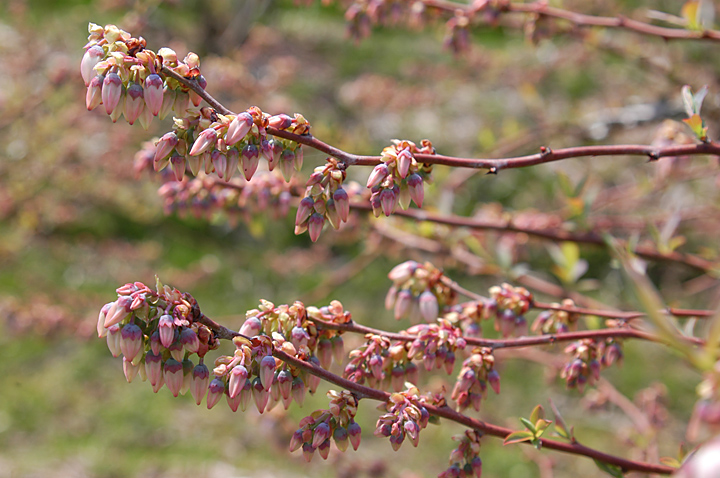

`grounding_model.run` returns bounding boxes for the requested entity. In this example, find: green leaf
[503,431,534,445]
[529,404,545,424]
[594,459,625,478]
[520,417,537,434]
[549,399,573,441]
[659,457,681,468]
[534,419,552,437]
[682,1,701,31]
